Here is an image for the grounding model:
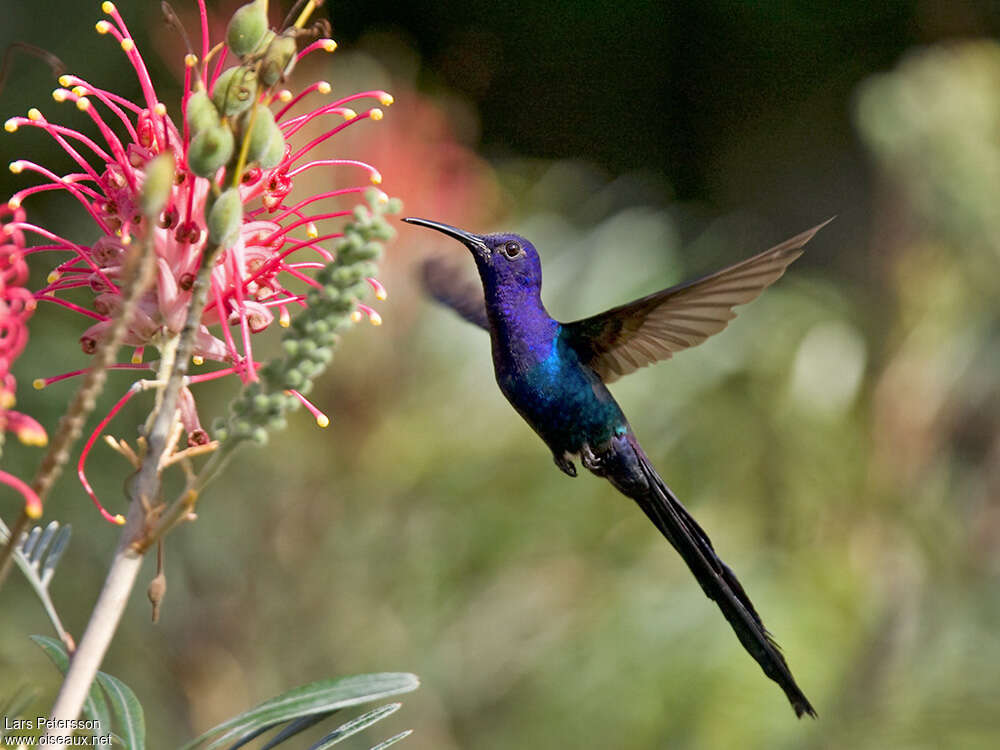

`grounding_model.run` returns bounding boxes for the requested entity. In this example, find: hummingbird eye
[501,240,523,259]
